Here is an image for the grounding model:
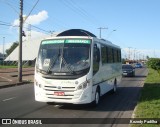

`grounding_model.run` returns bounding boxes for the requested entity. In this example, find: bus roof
[93,37,121,49]
[57,29,96,37]
[43,29,120,49]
